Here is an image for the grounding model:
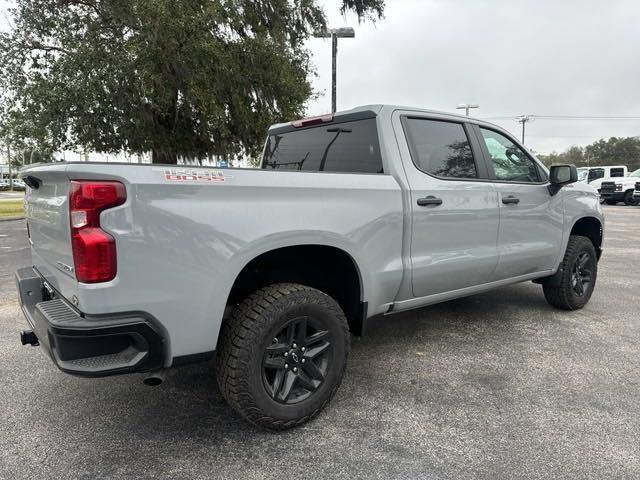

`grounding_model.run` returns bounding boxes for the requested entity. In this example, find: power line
[484,114,640,120]
[536,115,640,120]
